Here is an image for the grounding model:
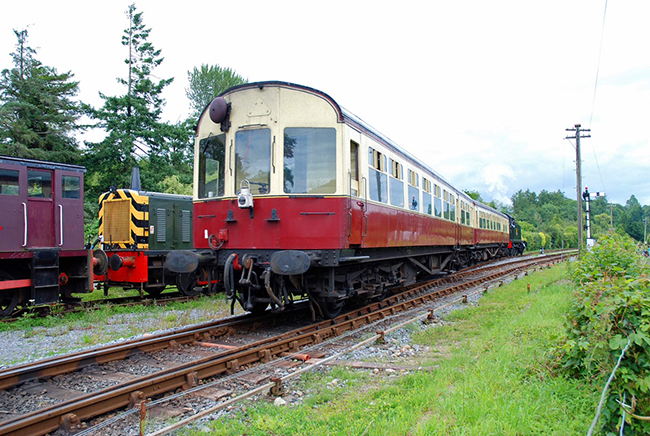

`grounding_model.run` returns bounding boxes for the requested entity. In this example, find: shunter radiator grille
[157,208,166,243]
[182,210,191,243]
[104,199,132,244]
